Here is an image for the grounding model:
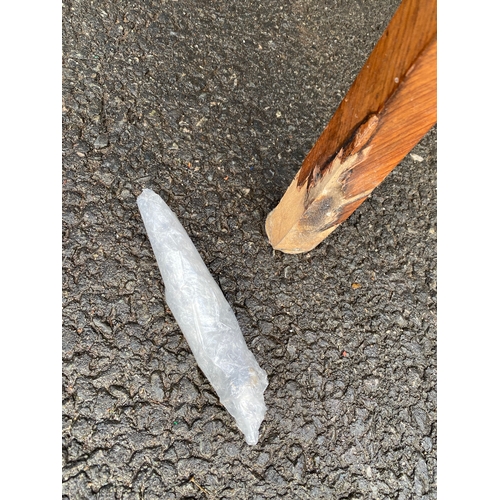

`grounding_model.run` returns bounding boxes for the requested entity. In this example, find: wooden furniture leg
[265,0,437,254]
